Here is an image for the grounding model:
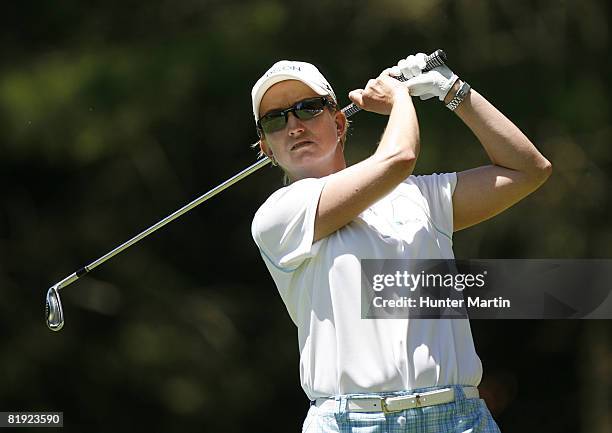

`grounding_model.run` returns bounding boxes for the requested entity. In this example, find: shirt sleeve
[406,172,457,238]
[251,177,327,272]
